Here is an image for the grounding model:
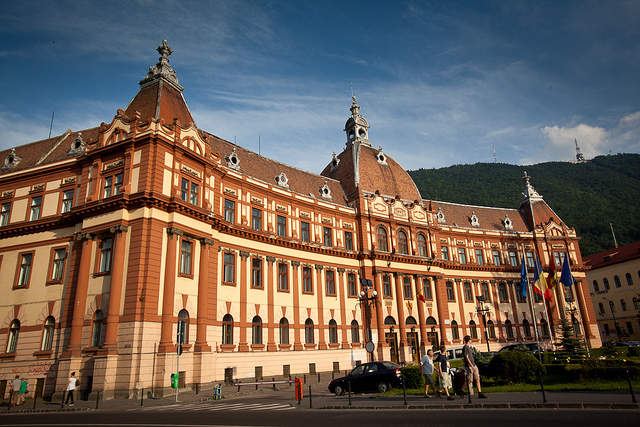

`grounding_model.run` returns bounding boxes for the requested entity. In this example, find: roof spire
[139,39,184,92]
